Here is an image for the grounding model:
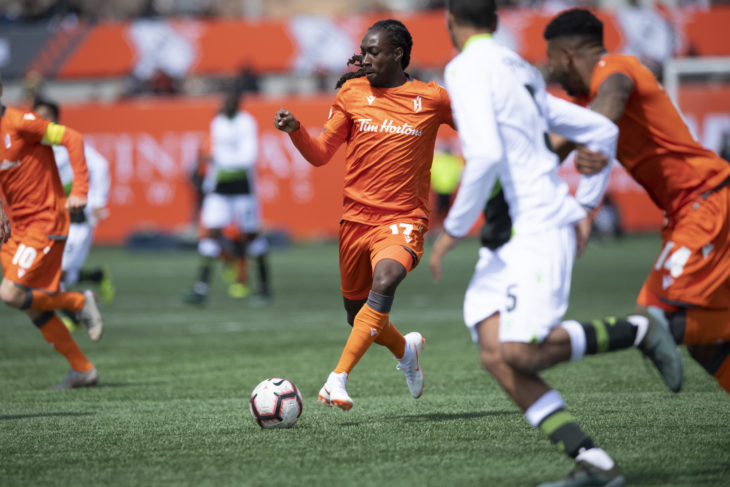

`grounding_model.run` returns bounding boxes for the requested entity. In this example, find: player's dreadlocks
[543,8,604,47]
[335,19,413,89]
